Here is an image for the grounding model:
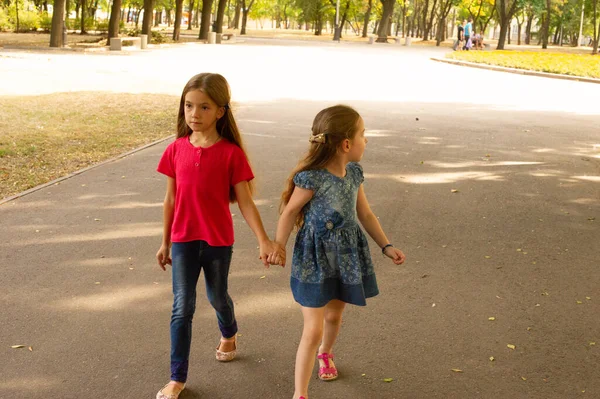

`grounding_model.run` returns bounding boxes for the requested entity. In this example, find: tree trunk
[525,12,533,44]
[233,0,241,29]
[108,0,121,38]
[80,0,86,34]
[376,0,394,42]
[216,0,227,33]
[542,0,550,48]
[497,19,509,49]
[421,0,429,39]
[142,0,154,37]
[508,25,511,44]
[517,22,522,45]
[373,19,379,34]
[241,0,254,35]
[594,0,599,54]
[199,0,214,39]
[50,0,66,46]
[187,0,194,30]
[173,0,183,40]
